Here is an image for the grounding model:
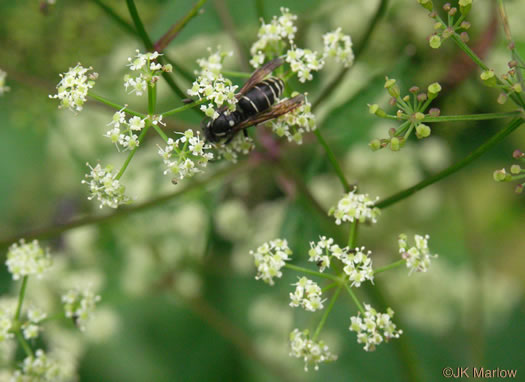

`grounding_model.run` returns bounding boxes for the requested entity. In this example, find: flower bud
[417,0,433,11]
[442,27,454,39]
[458,0,472,15]
[384,77,400,98]
[390,137,401,151]
[493,168,507,182]
[429,108,440,117]
[497,93,508,105]
[443,3,451,12]
[388,128,397,137]
[460,32,470,43]
[427,82,442,100]
[409,86,420,94]
[429,35,442,49]
[460,21,471,30]
[403,95,410,102]
[512,83,522,93]
[415,123,431,139]
[368,104,387,117]
[512,149,524,160]
[414,112,425,121]
[510,164,522,174]
[369,139,381,151]
[417,93,428,102]
[480,70,497,87]
[448,7,457,16]
[515,184,524,194]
